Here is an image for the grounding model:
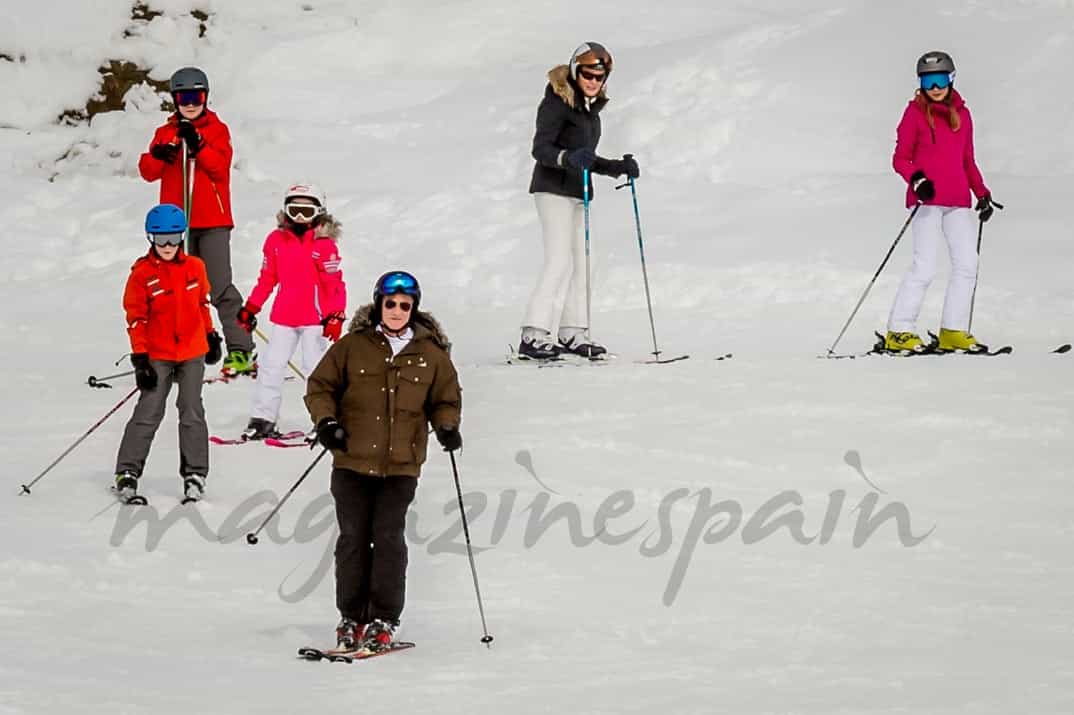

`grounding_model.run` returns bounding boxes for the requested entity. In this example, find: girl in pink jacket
[885,51,998,354]
[236,183,347,440]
